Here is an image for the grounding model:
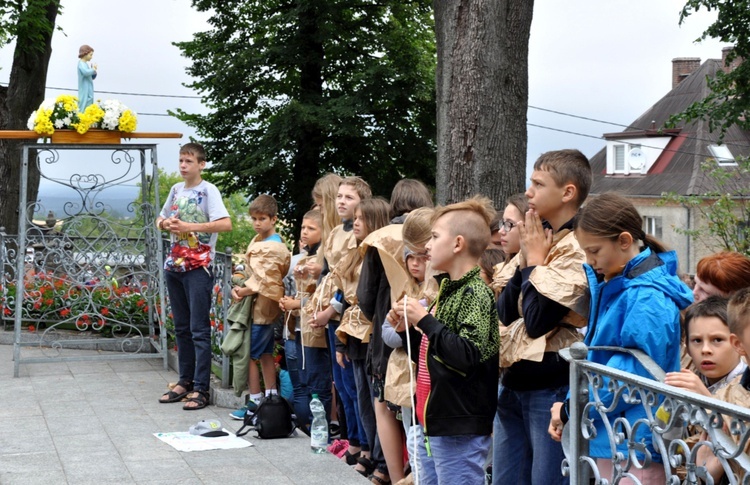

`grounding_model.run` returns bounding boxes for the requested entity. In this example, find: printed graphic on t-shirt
[165,191,212,272]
